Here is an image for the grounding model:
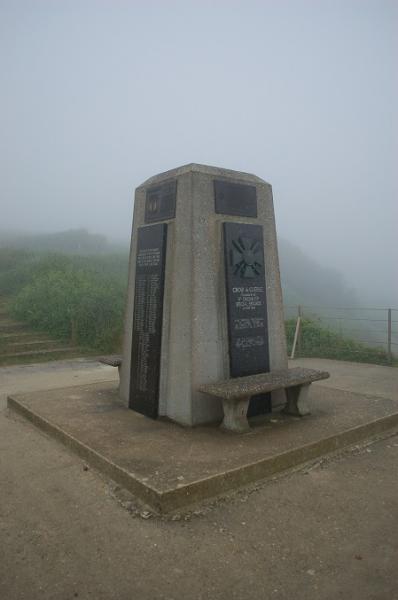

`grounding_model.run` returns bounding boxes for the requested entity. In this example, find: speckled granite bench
[199,367,330,433]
